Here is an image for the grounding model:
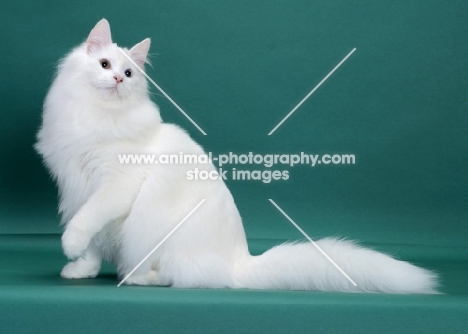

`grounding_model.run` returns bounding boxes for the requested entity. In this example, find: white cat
[35,19,438,293]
